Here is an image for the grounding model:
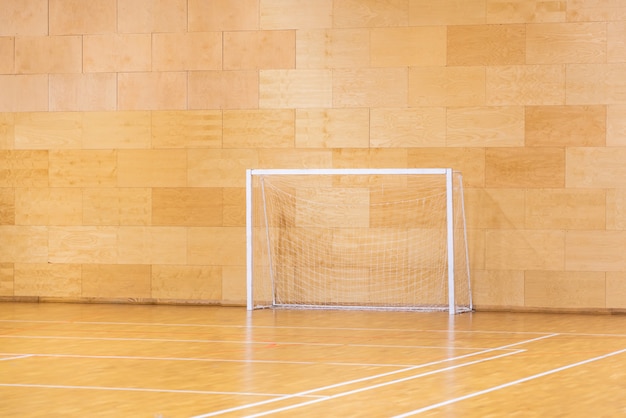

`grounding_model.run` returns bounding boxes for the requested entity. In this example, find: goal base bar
[256,304,472,313]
